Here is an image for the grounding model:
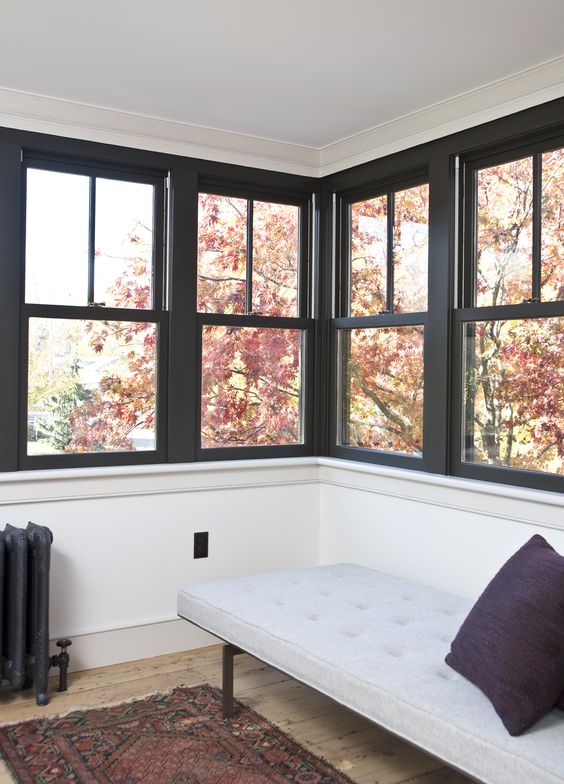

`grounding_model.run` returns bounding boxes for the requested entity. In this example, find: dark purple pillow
[445,534,564,736]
